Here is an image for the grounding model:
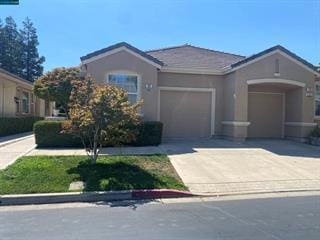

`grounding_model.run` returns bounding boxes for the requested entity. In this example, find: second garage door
[159,89,214,138]
[248,92,284,138]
